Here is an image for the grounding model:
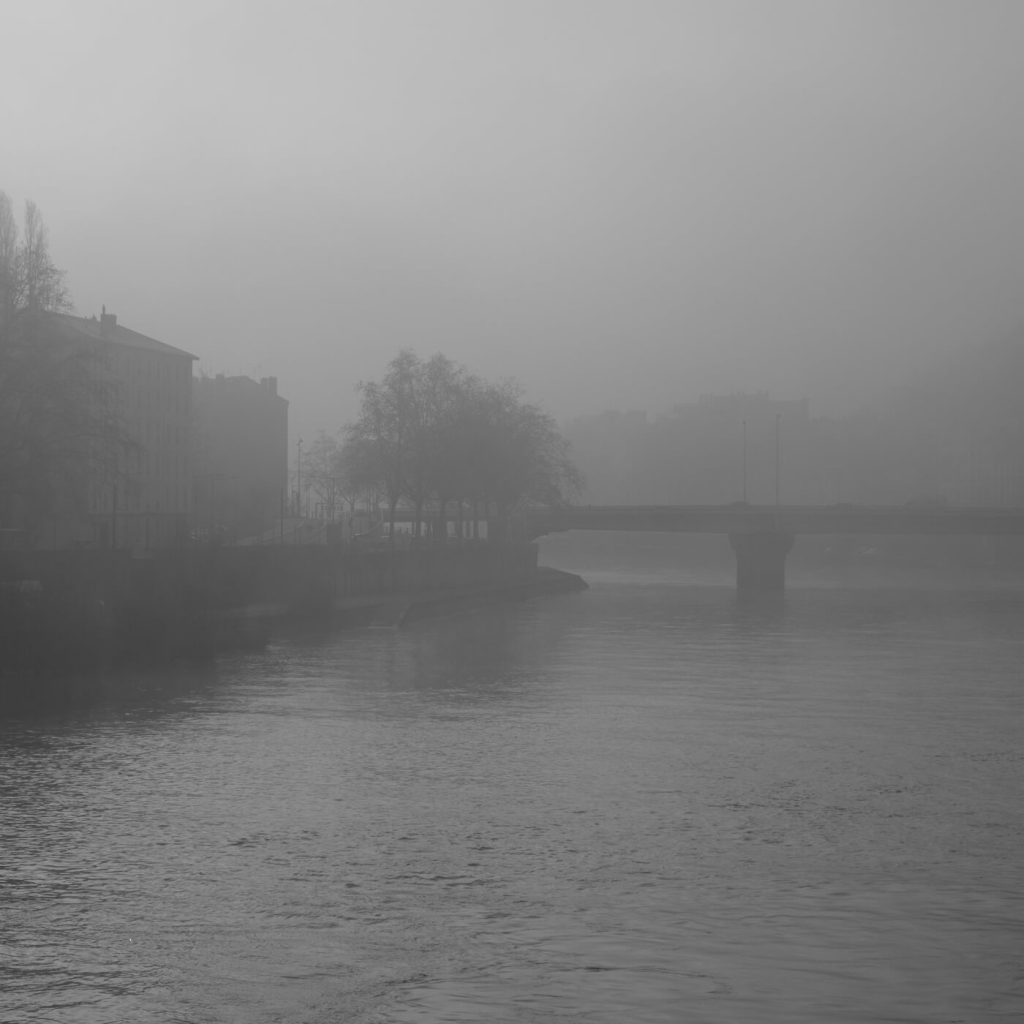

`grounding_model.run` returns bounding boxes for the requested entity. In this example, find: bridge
[524,504,1024,591]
